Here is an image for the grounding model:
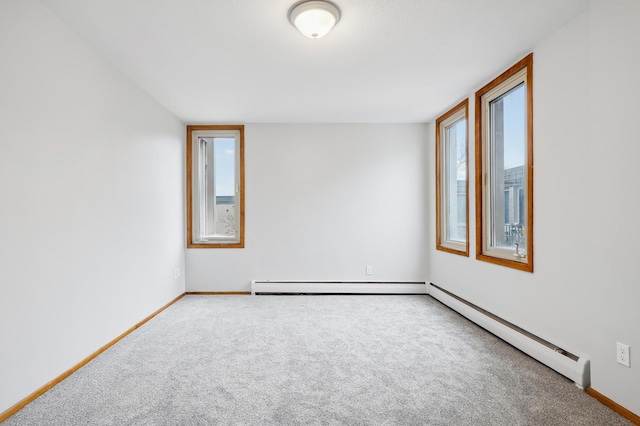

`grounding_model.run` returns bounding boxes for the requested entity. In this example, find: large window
[187,125,244,248]
[436,99,469,256]
[475,54,533,271]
